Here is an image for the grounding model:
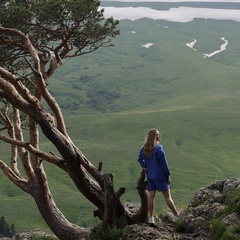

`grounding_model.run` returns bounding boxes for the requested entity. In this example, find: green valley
[1,5,240,234]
